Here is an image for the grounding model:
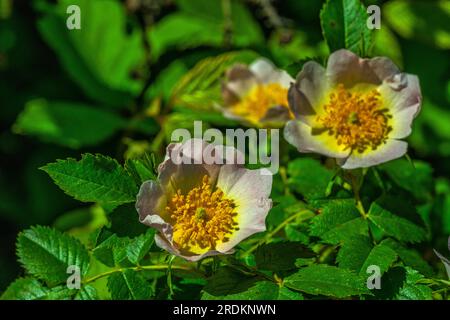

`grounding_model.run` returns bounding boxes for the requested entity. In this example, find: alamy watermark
[170,121,279,175]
